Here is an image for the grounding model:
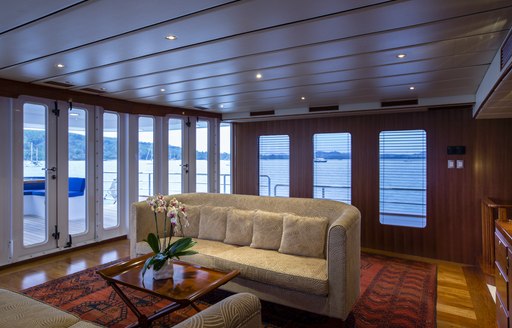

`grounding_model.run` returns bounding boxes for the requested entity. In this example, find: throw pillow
[278,214,328,258]
[250,210,283,250]
[224,208,255,246]
[180,204,201,238]
[198,206,230,241]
